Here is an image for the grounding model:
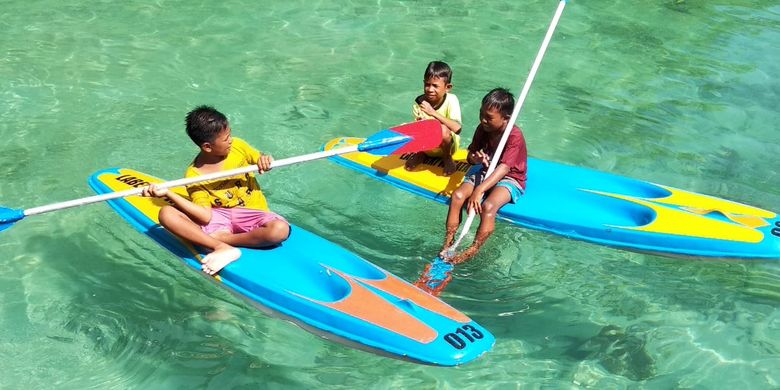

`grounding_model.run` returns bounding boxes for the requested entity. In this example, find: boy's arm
[419,101,462,134]
[468,131,525,211]
[236,138,273,175]
[436,113,462,134]
[467,164,511,214]
[142,185,212,225]
[167,191,212,225]
[474,164,510,196]
[466,128,488,165]
[257,154,272,173]
[467,149,489,165]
